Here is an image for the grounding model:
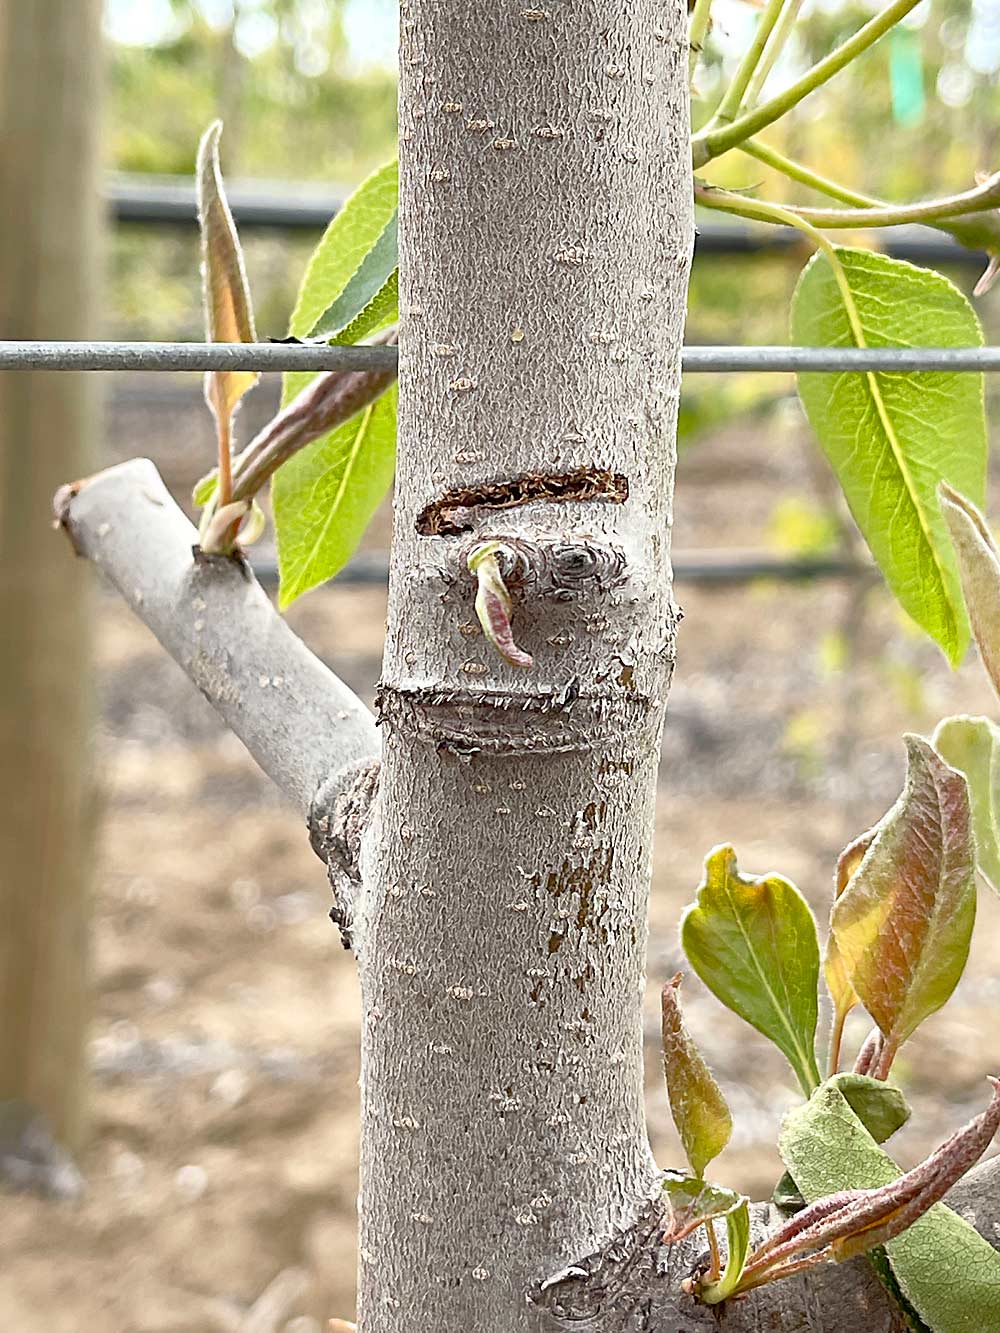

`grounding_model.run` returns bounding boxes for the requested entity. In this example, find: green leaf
[791,248,987,665]
[193,470,217,508]
[307,211,398,343]
[832,1073,910,1144]
[661,975,733,1178]
[933,715,1000,897]
[832,736,976,1063]
[288,160,398,340]
[780,1080,1000,1333]
[273,384,397,608]
[681,845,821,1096]
[939,484,1000,699]
[698,1196,752,1306]
[272,160,399,605]
[661,1173,745,1243]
